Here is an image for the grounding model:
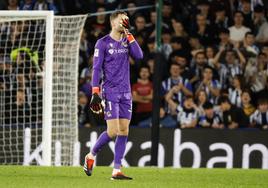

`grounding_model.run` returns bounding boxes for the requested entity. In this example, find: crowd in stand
[2,0,268,130]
